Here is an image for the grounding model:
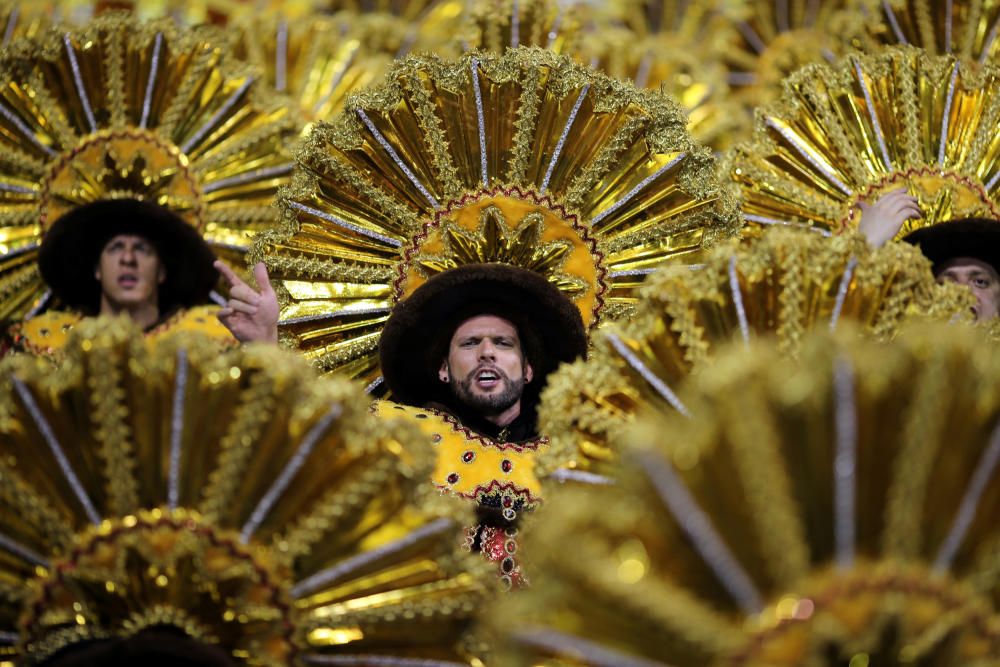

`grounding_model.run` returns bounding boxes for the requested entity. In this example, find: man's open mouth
[118,274,138,288]
[474,368,502,389]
